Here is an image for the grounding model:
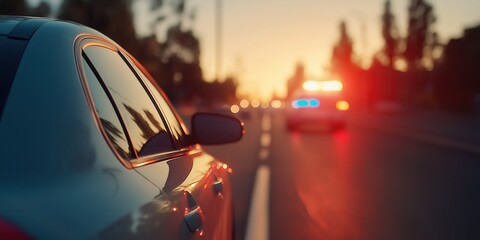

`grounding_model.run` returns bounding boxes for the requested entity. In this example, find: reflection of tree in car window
[123,104,174,156]
[125,57,191,148]
[124,104,156,141]
[82,57,131,159]
[144,109,162,131]
[99,118,128,158]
